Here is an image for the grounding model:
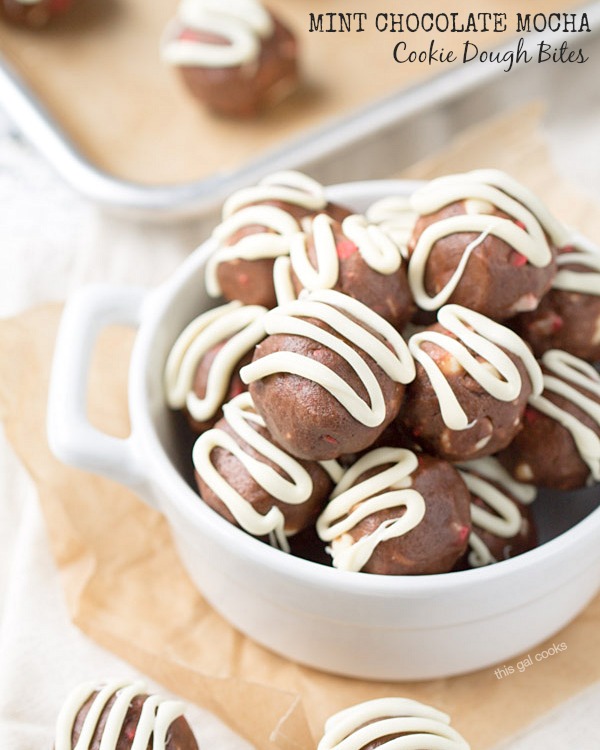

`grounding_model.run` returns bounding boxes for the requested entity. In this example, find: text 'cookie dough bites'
[401,304,543,462]
[193,392,339,550]
[456,457,538,570]
[497,349,600,490]
[205,171,350,308]
[54,680,199,750]
[161,0,299,118]
[241,288,416,460]
[317,448,471,575]
[407,169,566,320]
